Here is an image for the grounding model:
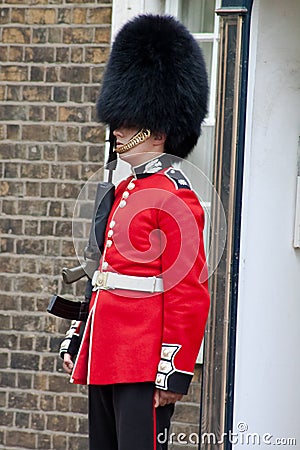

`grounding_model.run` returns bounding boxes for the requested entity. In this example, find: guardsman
[61,14,210,450]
